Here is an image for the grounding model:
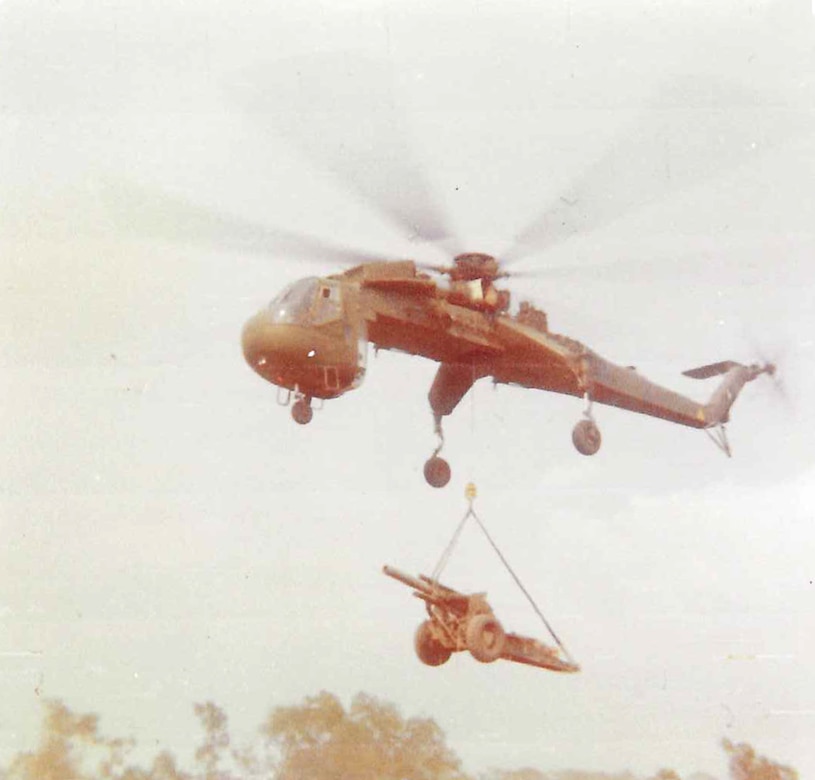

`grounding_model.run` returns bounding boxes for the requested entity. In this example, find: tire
[291,399,313,425]
[466,614,505,663]
[423,456,451,488]
[414,621,452,667]
[572,419,601,456]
